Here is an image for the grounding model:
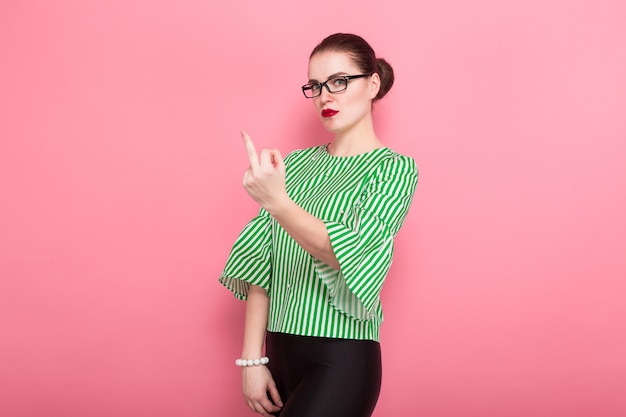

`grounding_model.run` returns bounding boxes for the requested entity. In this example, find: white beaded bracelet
[235,357,270,367]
